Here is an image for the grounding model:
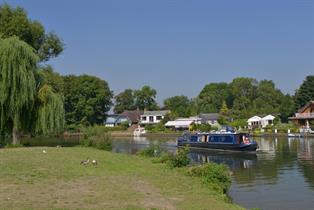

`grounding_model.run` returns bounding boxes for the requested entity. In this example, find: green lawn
[0,147,243,210]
